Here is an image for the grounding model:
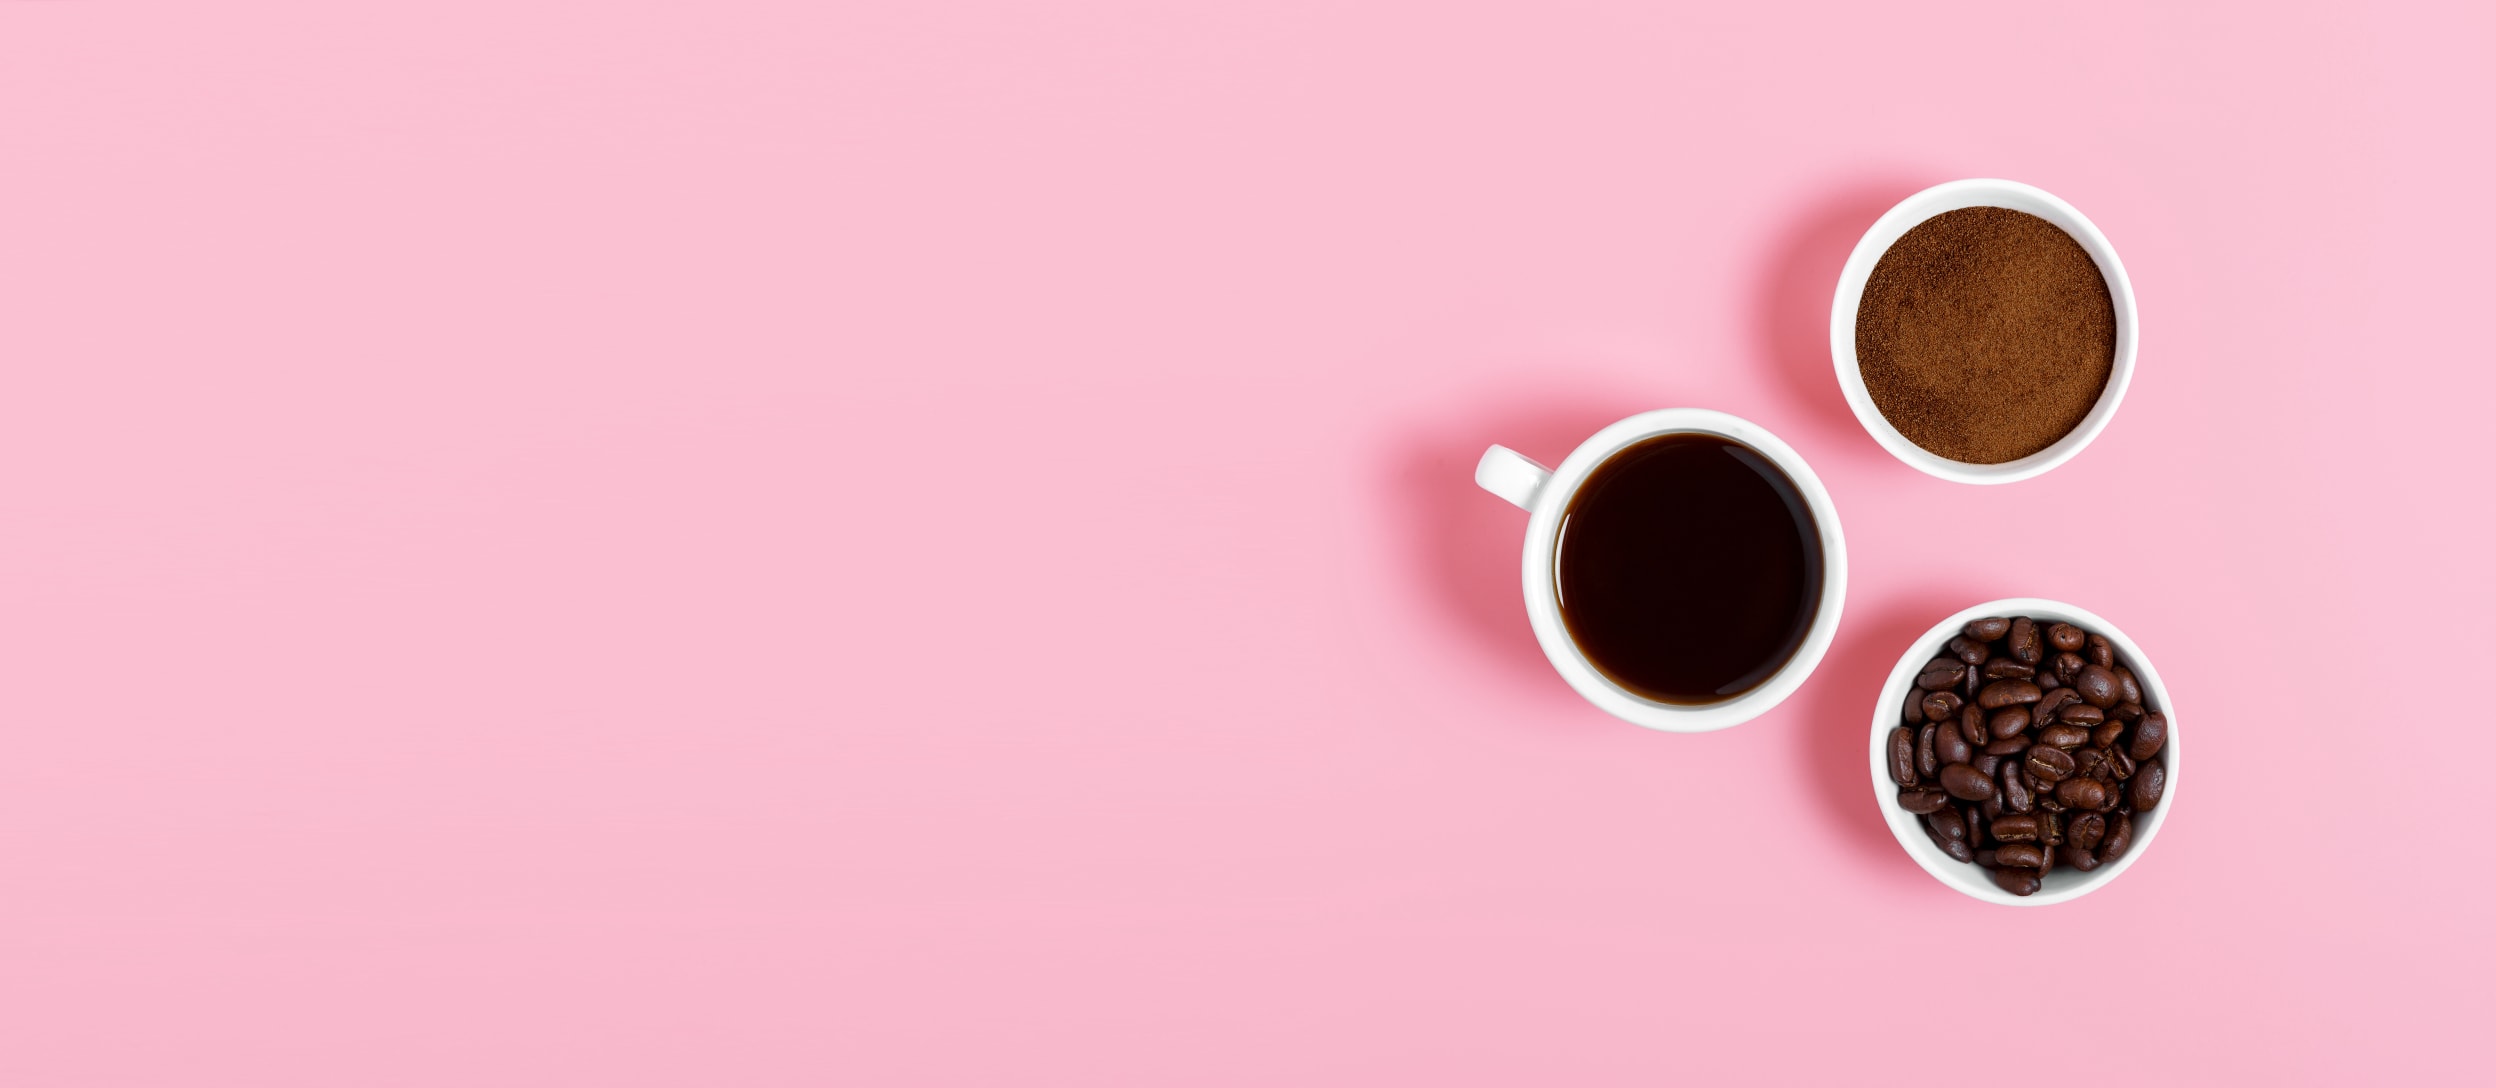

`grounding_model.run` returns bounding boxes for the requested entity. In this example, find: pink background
[2,2,2488,1084]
